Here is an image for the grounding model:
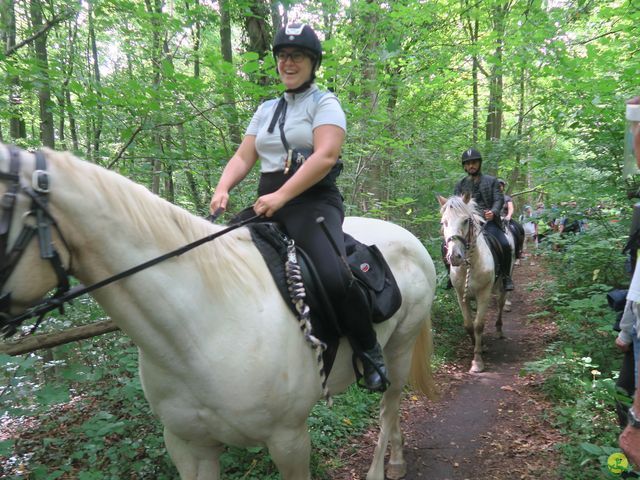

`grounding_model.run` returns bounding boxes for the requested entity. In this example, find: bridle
[444,214,485,304]
[0,145,259,338]
[0,146,73,332]
[444,216,477,263]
